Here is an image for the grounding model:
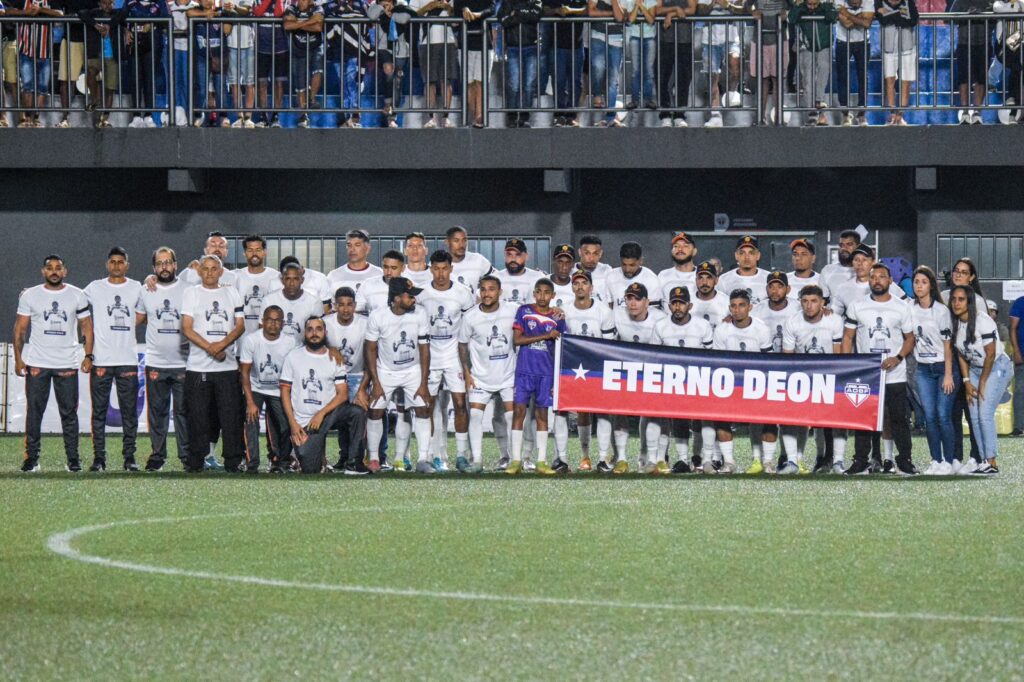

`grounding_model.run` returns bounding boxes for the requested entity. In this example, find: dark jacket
[875,0,919,27]
[499,0,541,46]
[788,0,838,50]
